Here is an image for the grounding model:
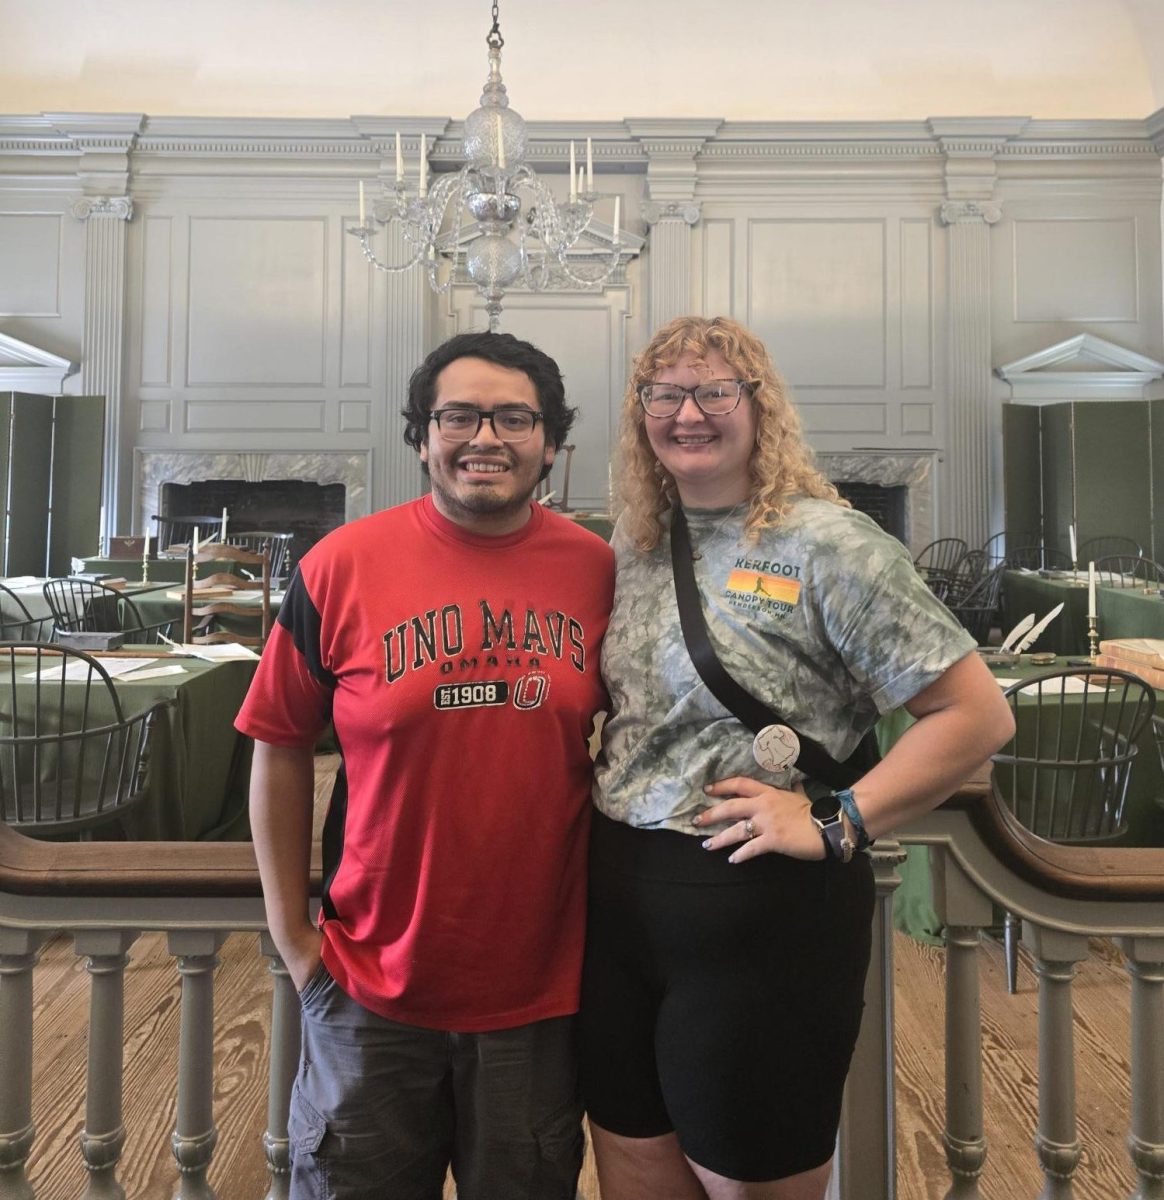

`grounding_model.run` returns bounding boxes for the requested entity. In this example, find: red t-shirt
[236,496,613,1032]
